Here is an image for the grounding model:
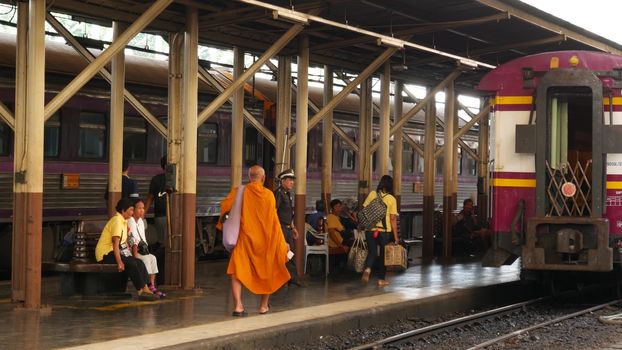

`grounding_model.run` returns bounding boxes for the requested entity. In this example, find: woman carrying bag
[361,175,399,287]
